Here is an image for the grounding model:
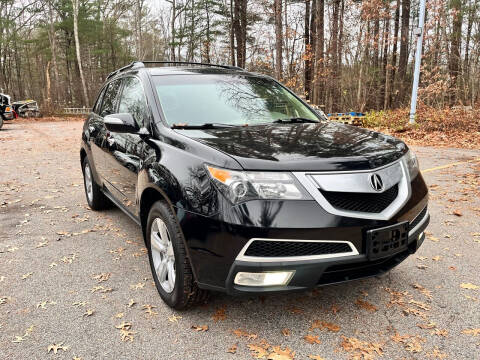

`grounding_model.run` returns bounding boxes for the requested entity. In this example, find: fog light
[418,232,424,240]
[234,271,295,287]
